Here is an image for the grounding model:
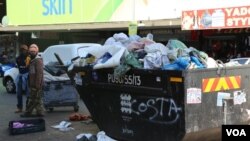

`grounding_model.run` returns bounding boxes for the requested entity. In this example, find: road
[0,78,99,141]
